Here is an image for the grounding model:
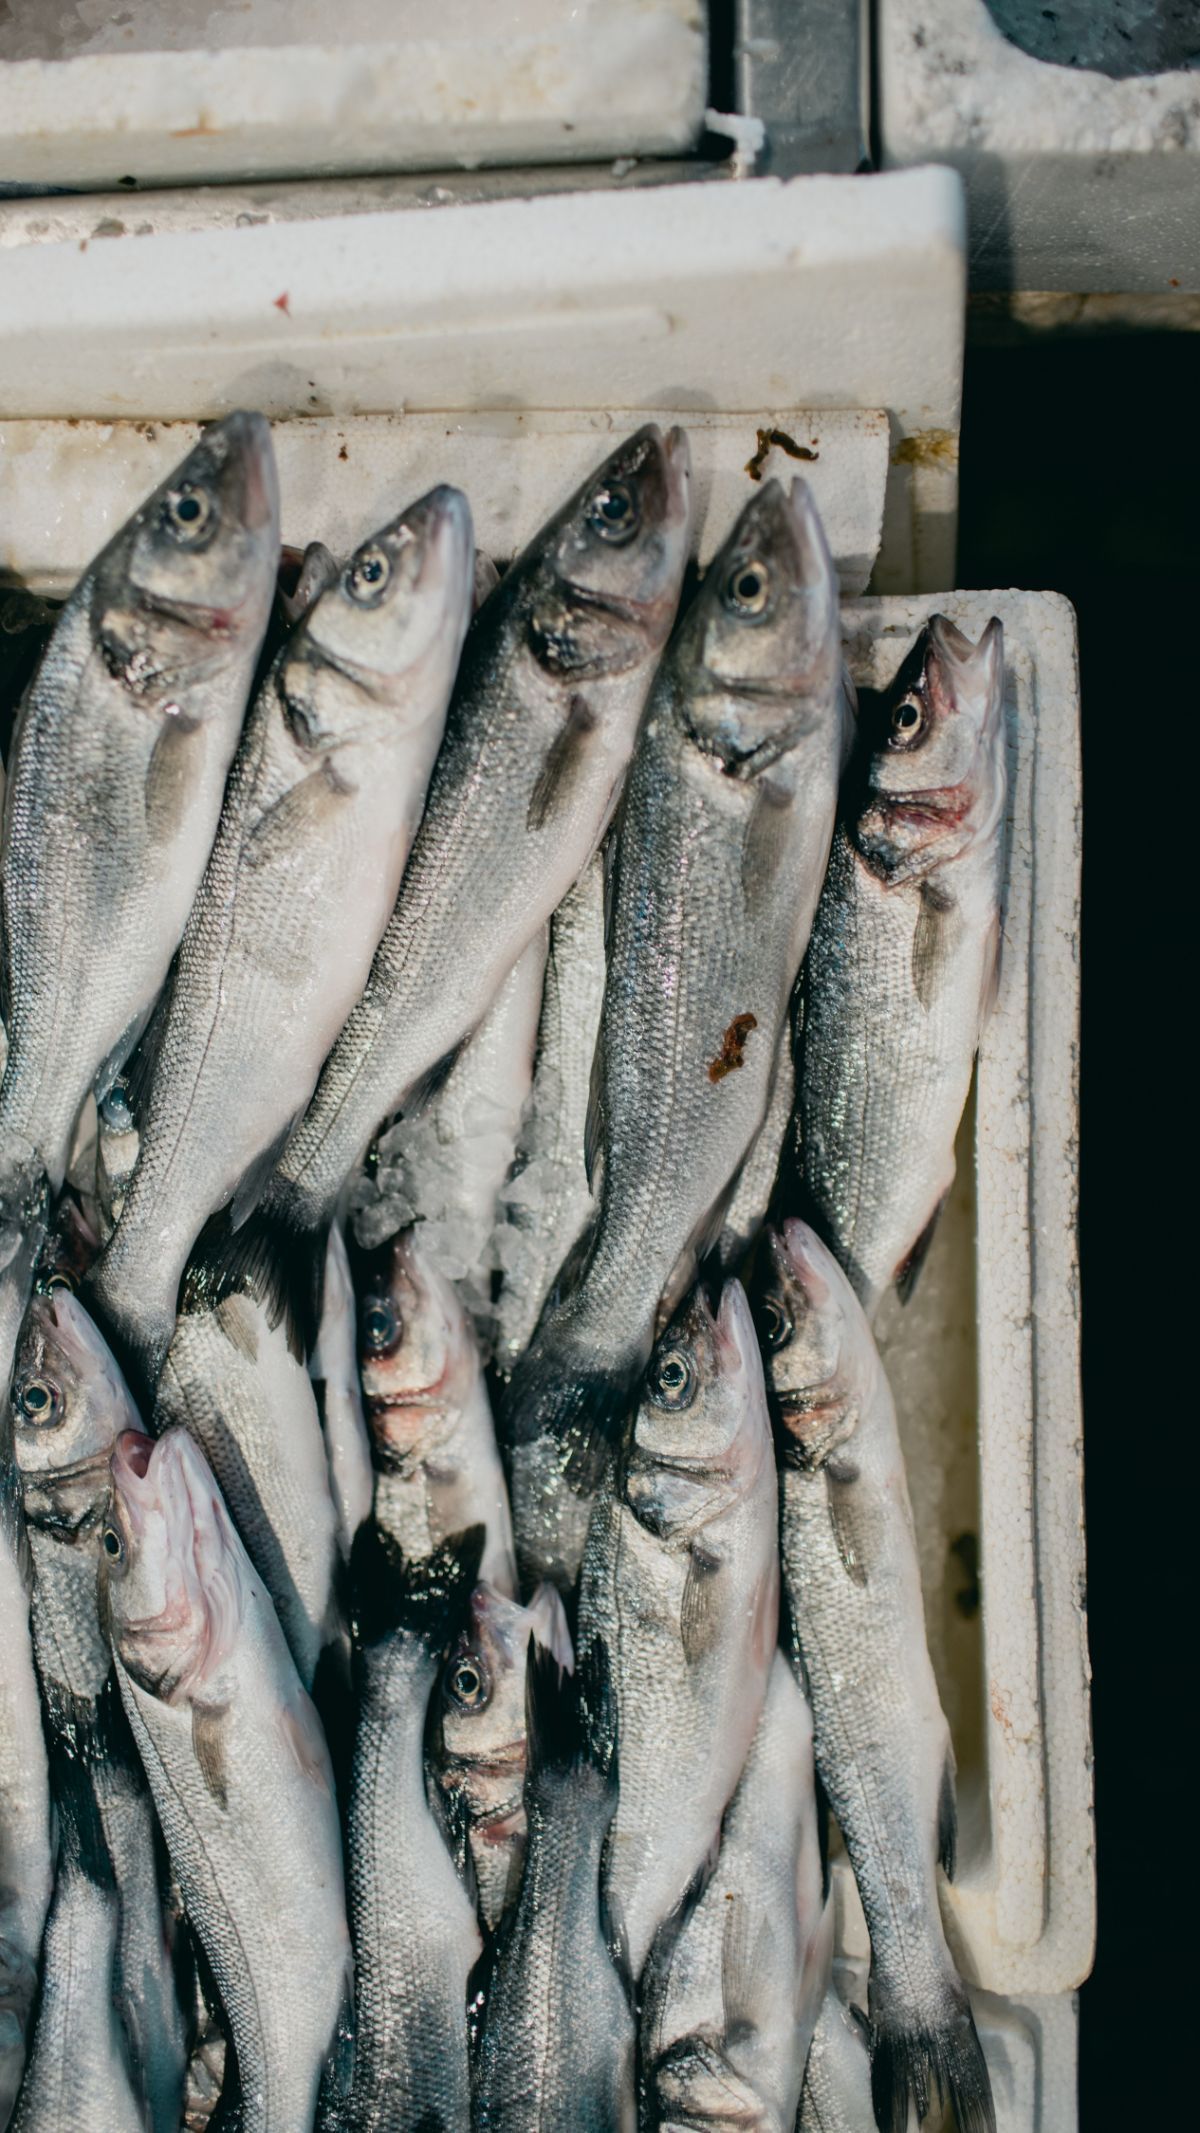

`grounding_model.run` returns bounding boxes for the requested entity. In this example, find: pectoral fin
[191,1702,231,1809]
